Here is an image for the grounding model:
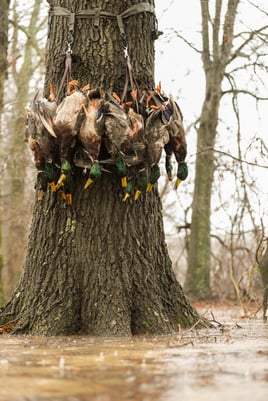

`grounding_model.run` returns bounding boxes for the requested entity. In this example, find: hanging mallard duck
[144,88,170,193]
[164,95,188,189]
[25,89,59,200]
[25,84,188,204]
[25,4,188,204]
[74,87,105,189]
[102,96,133,188]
